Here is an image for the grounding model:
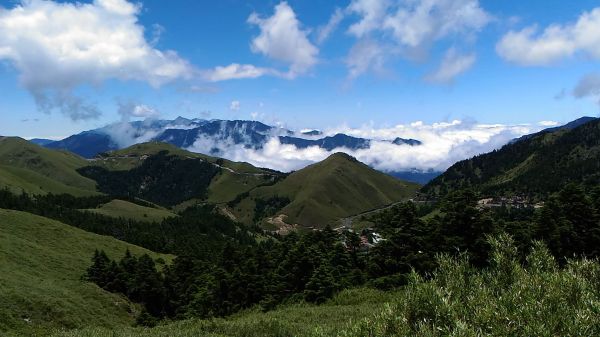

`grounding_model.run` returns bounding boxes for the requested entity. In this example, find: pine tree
[304,263,338,304]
